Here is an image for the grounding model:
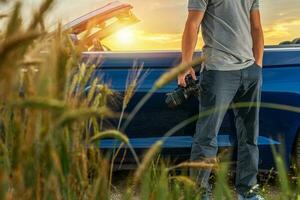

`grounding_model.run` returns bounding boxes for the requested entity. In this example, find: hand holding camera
[177,68,197,87]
